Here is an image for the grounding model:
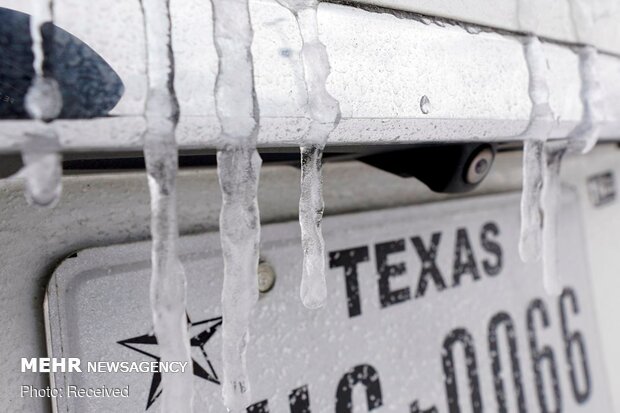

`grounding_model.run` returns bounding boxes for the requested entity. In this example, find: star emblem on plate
[118,316,222,410]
